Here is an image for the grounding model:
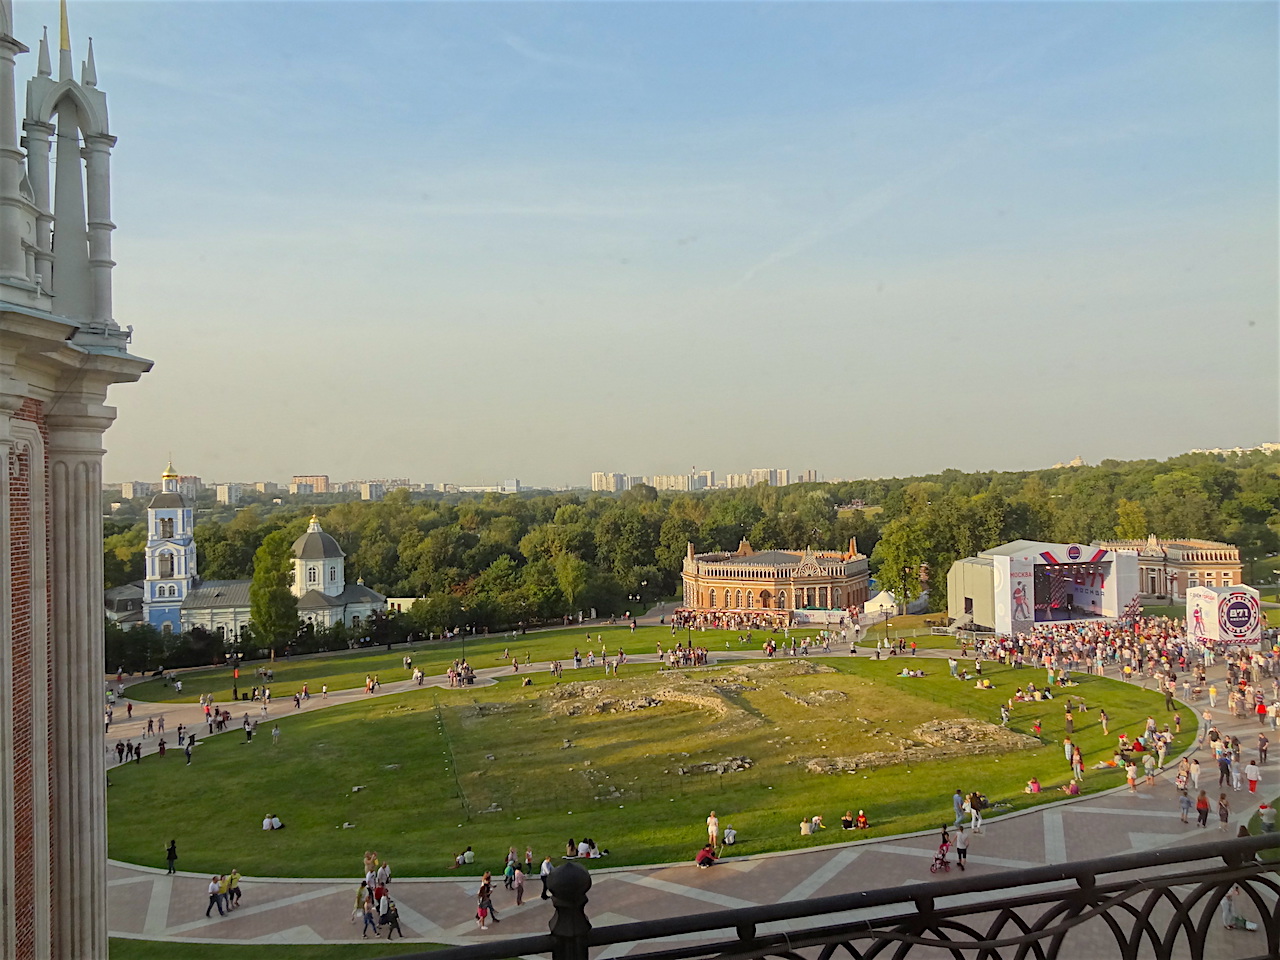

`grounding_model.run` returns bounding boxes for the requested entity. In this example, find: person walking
[1178,790,1193,824]
[952,788,965,826]
[165,840,178,874]
[478,872,499,923]
[513,865,525,906]
[706,811,719,847]
[1195,790,1211,827]
[361,892,379,937]
[1245,759,1260,794]
[228,868,241,908]
[540,856,553,900]
[1218,793,1231,831]
[205,876,225,918]
[1259,733,1269,764]
[383,899,404,939]
[954,825,969,871]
